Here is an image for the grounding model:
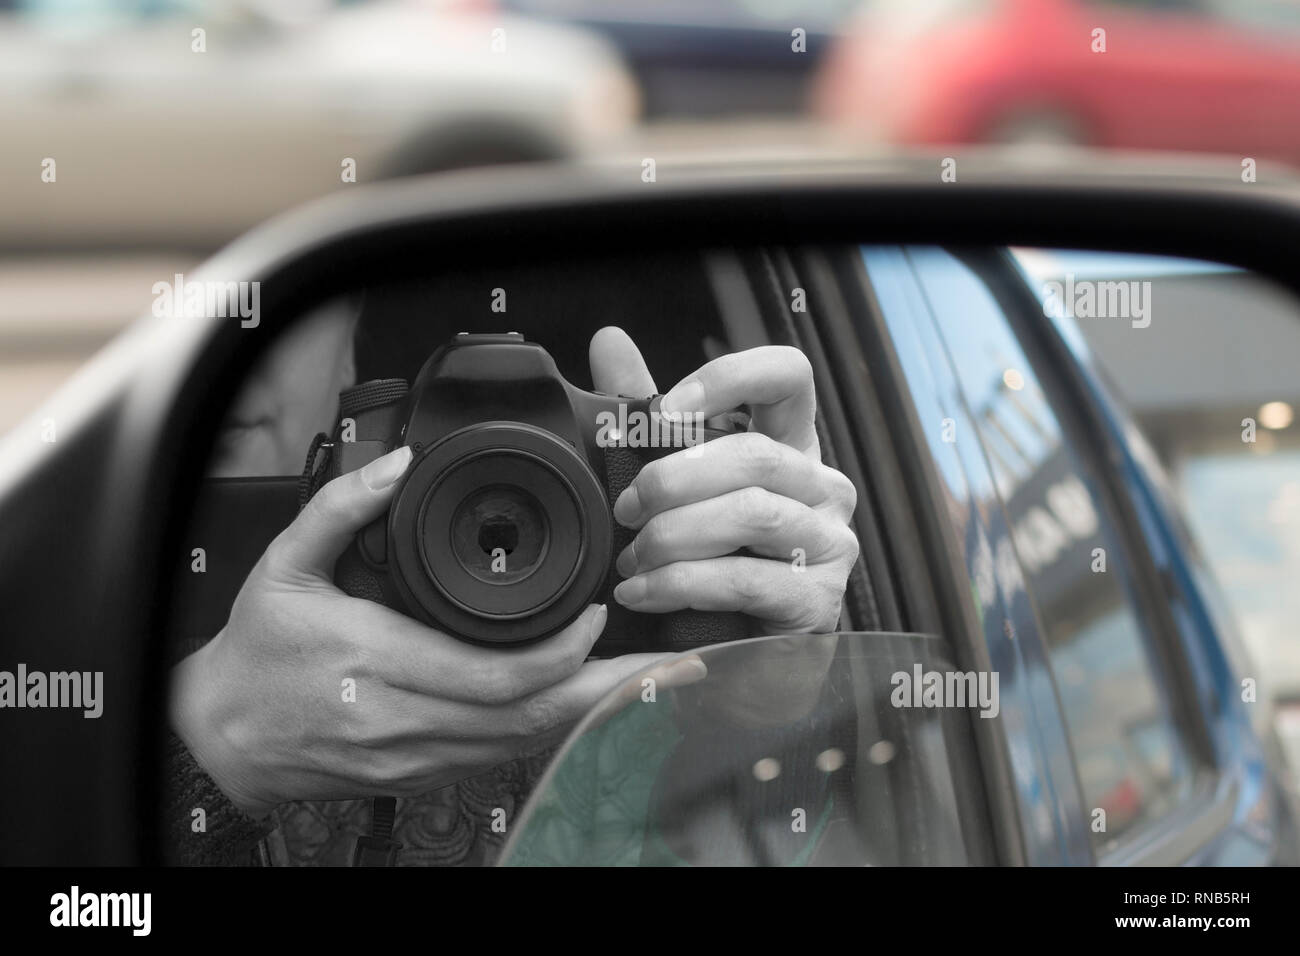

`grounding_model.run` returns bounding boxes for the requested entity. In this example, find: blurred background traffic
[3,0,1299,788]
